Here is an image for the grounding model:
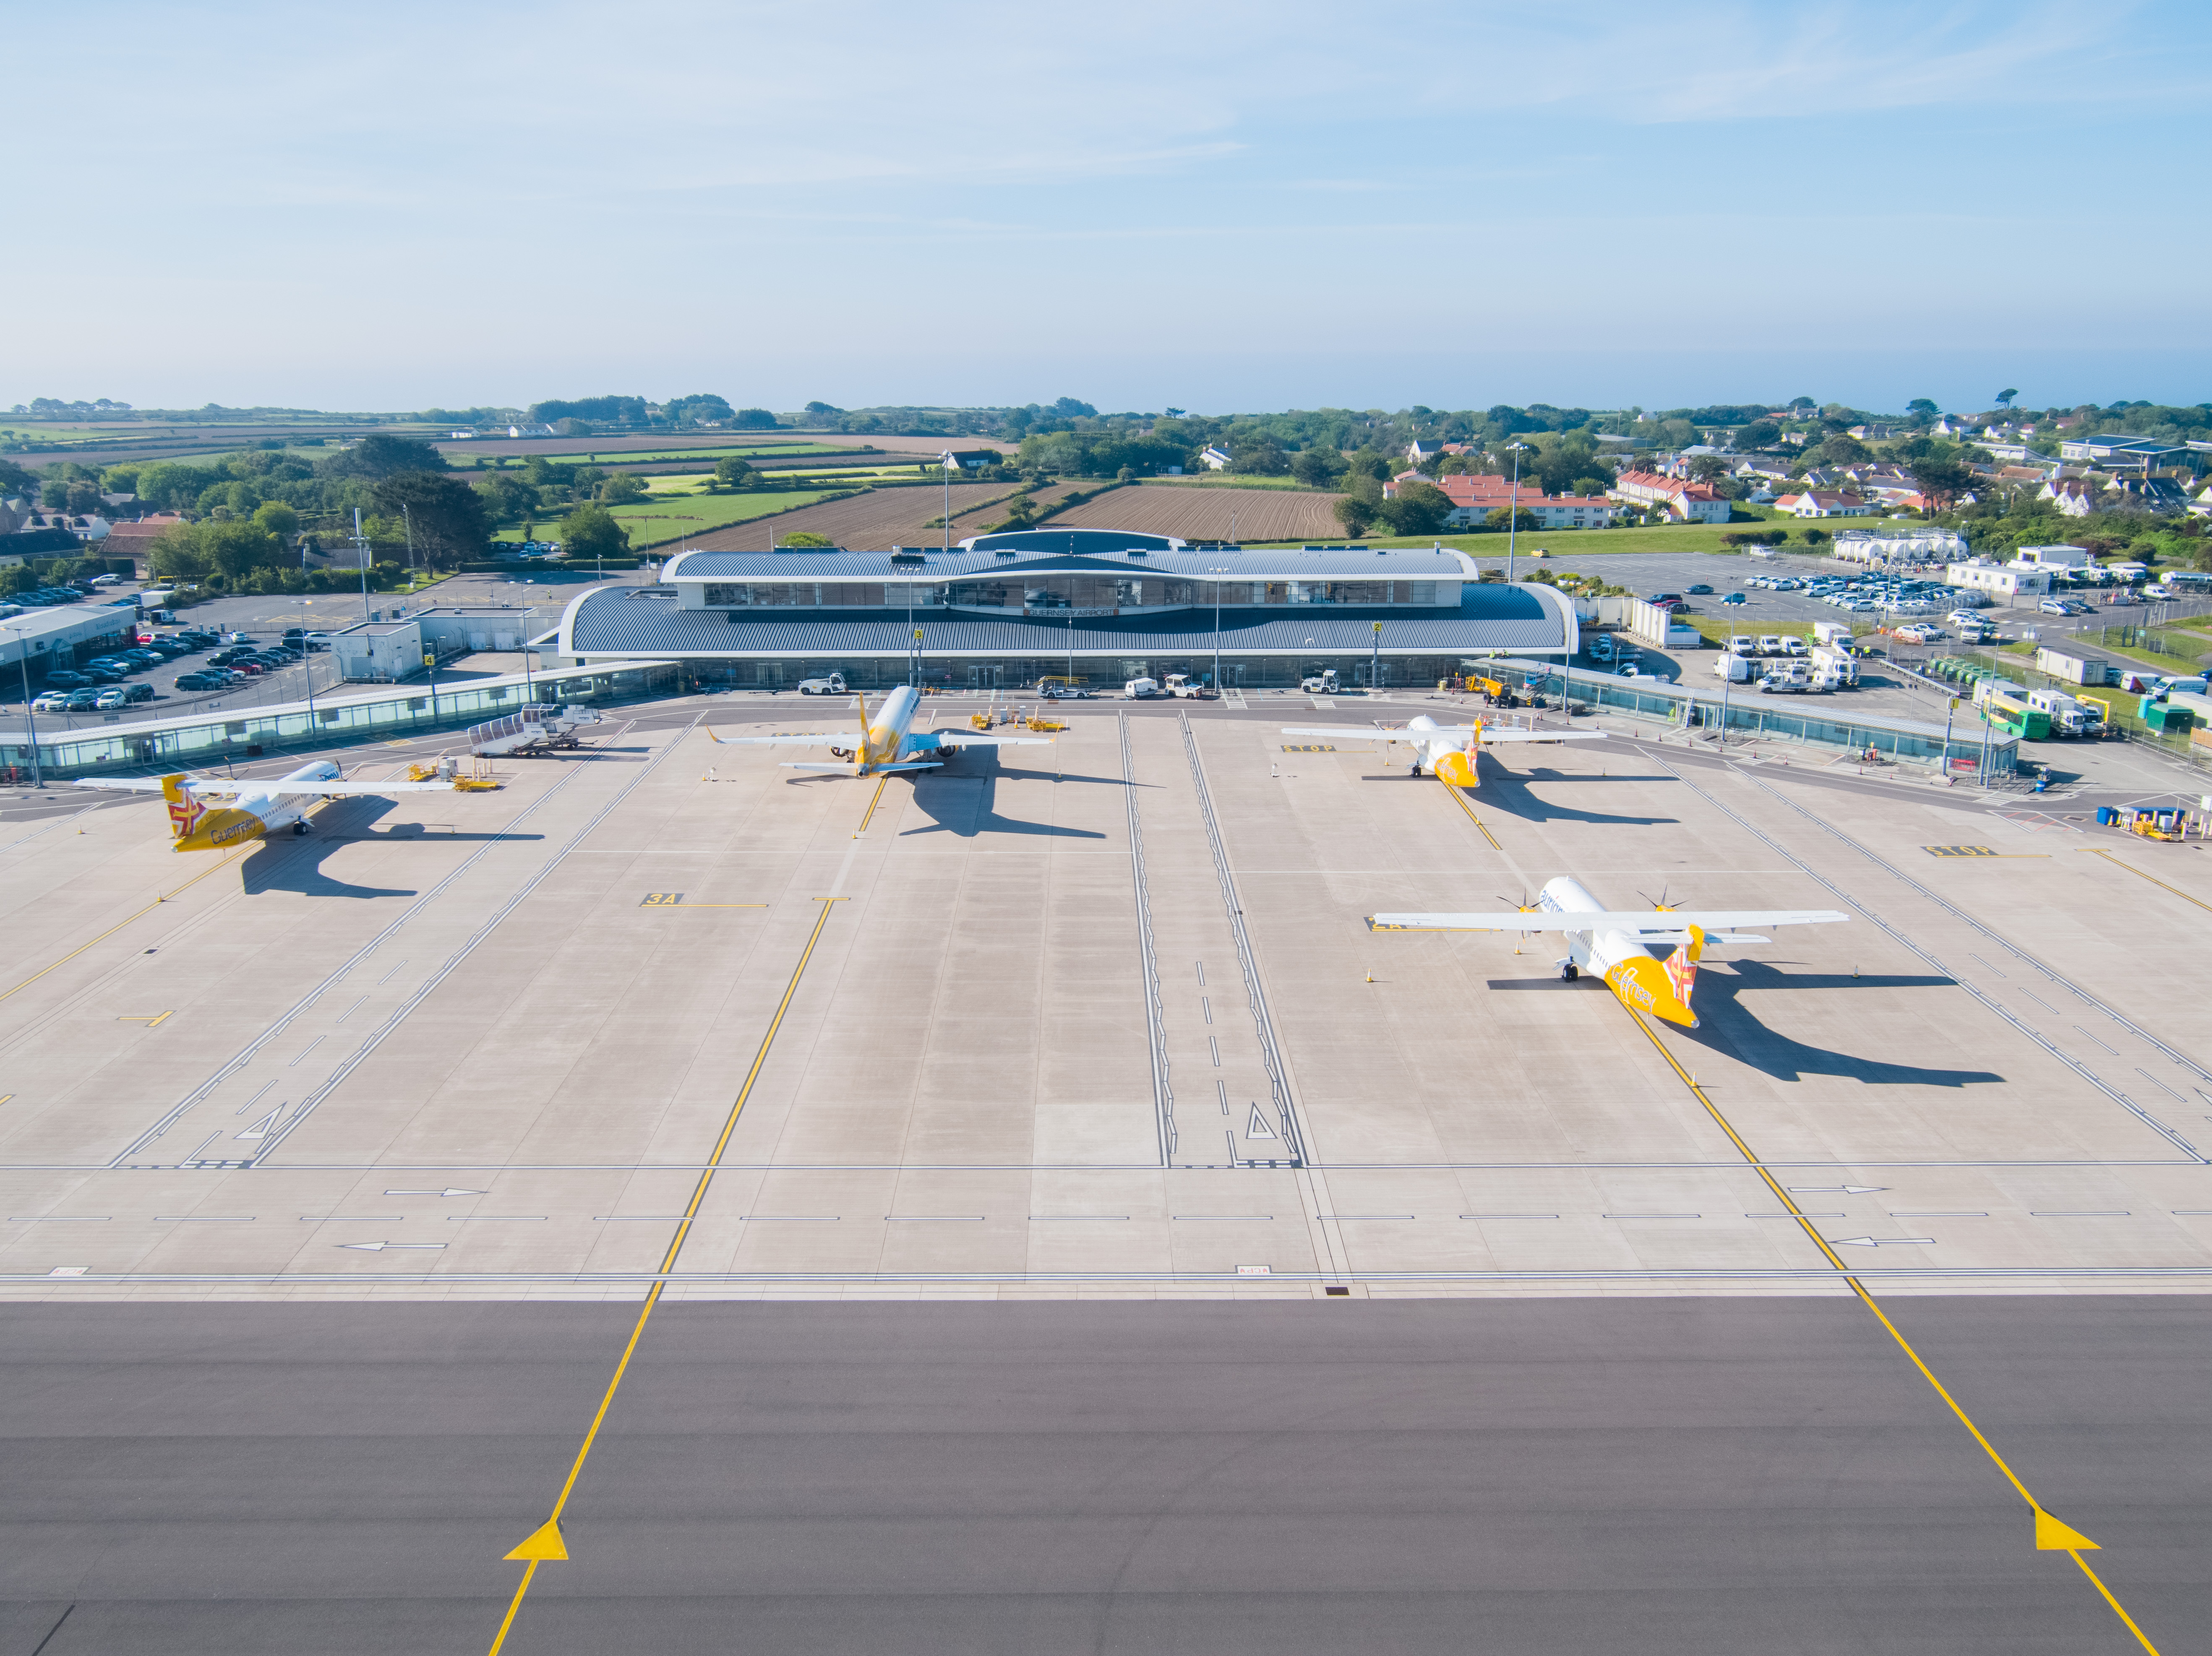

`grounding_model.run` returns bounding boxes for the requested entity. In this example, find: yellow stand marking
[1627,1009,2161,1654]
[504,1517,567,1561]
[0,844,250,1008]
[486,896,844,1655]
[1438,776,1501,849]
[116,1012,172,1028]
[2091,848,2212,915]
[854,774,890,838]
